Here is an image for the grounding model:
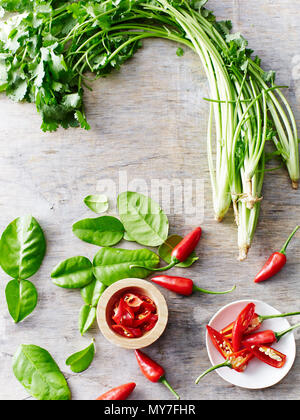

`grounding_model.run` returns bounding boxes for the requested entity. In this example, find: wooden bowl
[97,278,168,349]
